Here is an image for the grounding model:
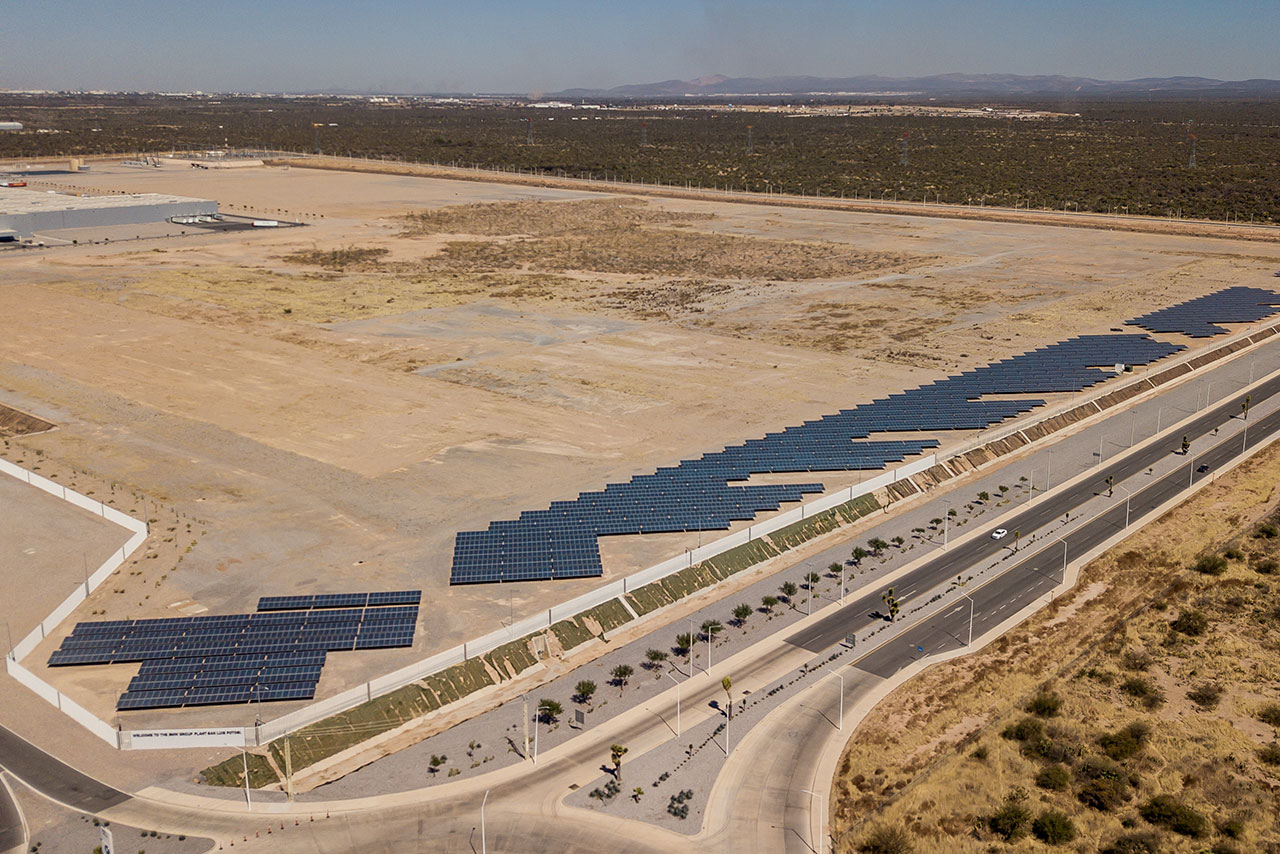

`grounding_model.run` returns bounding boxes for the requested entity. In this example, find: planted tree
[867,537,889,555]
[675,632,693,657]
[722,675,733,718]
[851,546,869,565]
[609,743,628,780]
[611,664,633,692]
[732,603,753,626]
[644,648,668,670]
[700,619,723,643]
[538,698,563,724]
[761,595,779,616]
[804,571,821,589]
[977,490,990,502]
[881,588,900,621]
[573,680,597,705]
[780,580,799,607]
